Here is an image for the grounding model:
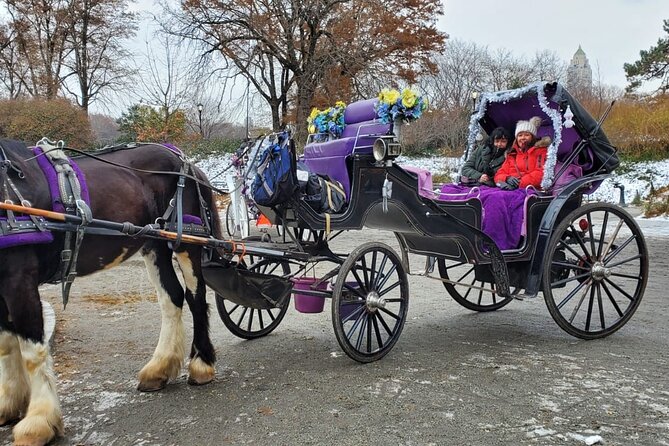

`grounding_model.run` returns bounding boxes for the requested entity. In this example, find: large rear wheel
[542,203,648,339]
